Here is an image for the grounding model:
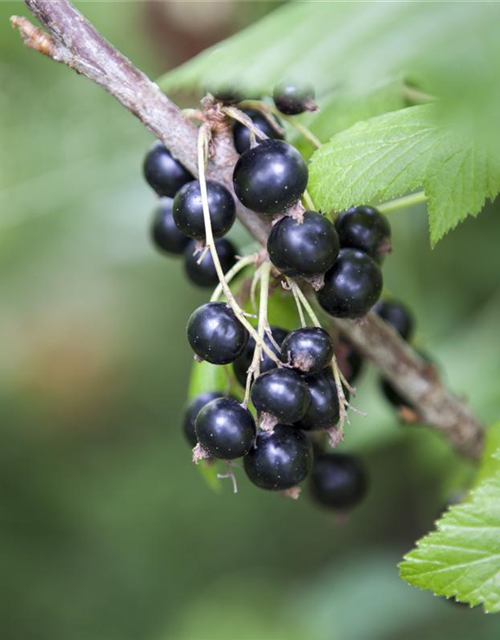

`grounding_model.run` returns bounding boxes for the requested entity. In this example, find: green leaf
[187,359,226,399]
[308,104,500,245]
[399,421,500,612]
